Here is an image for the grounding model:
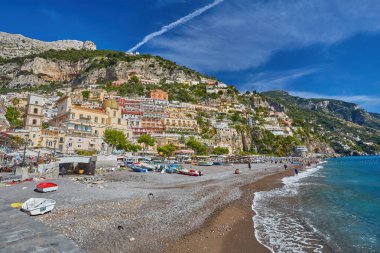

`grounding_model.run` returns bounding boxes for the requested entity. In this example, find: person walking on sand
[294,168,299,175]
[284,164,288,170]
[59,166,65,178]
[248,161,251,170]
